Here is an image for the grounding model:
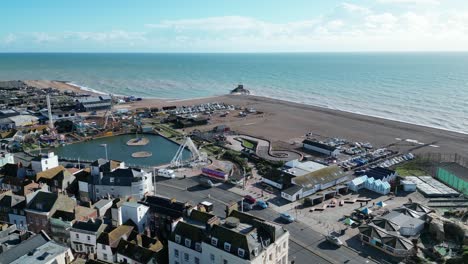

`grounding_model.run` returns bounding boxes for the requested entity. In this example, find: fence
[418,153,468,167]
